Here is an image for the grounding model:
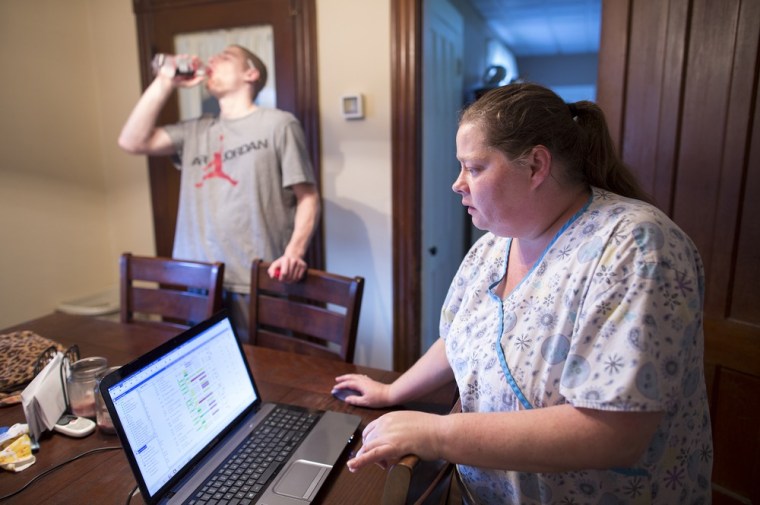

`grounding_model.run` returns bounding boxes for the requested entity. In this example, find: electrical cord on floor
[125,483,139,505]
[0,446,122,502]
